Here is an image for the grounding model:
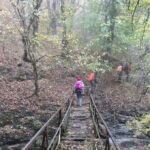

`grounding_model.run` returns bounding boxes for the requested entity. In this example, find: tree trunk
[61,0,68,58]
[109,0,116,47]
[46,0,57,35]
[14,0,43,96]
[32,59,39,96]
[103,0,117,53]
